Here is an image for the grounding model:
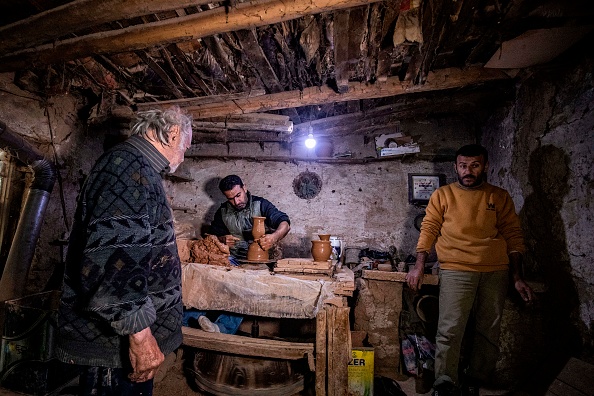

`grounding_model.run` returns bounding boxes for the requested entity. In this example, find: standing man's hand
[405,252,427,291]
[514,279,536,305]
[128,327,164,383]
